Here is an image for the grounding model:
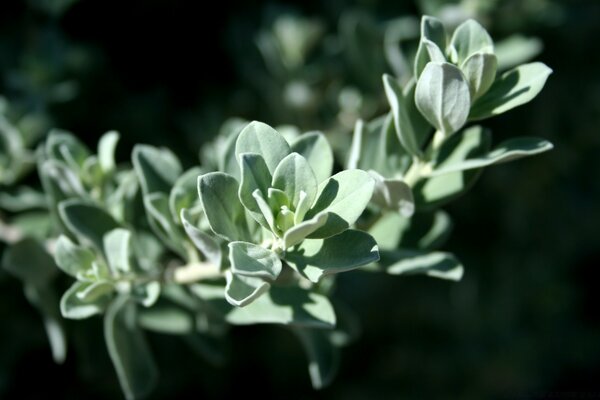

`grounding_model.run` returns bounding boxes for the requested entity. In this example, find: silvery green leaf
[469,62,552,120]
[369,170,415,217]
[414,15,447,78]
[61,281,111,319]
[238,153,272,229]
[132,144,182,194]
[103,228,132,275]
[413,125,491,209]
[423,39,446,63]
[224,271,270,307]
[235,121,290,174]
[290,131,334,183]
[448,19,494,64]
[59,199,120,254]
[144,192,186,258]
[306,170,375,232]
[180,209,222,268]
[252,190,277,233]
[104,295,158,400]
[0,186,47,212]
[76,280,114,302]
[460,52,498,101]
[379,250,464,281]
[169,167,203,223]
[229,241,282,281]
[368,211,406,250]
[495,35,542,71]
[285,229,379,283]
[98,130,119,173]
[138,305,195,334]
[225,286,335,328]
[283,211,329,249]
[132,281,161,308]
[44,159,86,197]
[403,79,434,148]
[272,152,318,208]
[415,62,471,136]
[383,74,422,158]
[198,172,251,242]
[219,125,243,180]
[1,238,56,286]
[46,130,89,167]
[293,327,340,390]
[54,235,95,278]
[429,136,553,177]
